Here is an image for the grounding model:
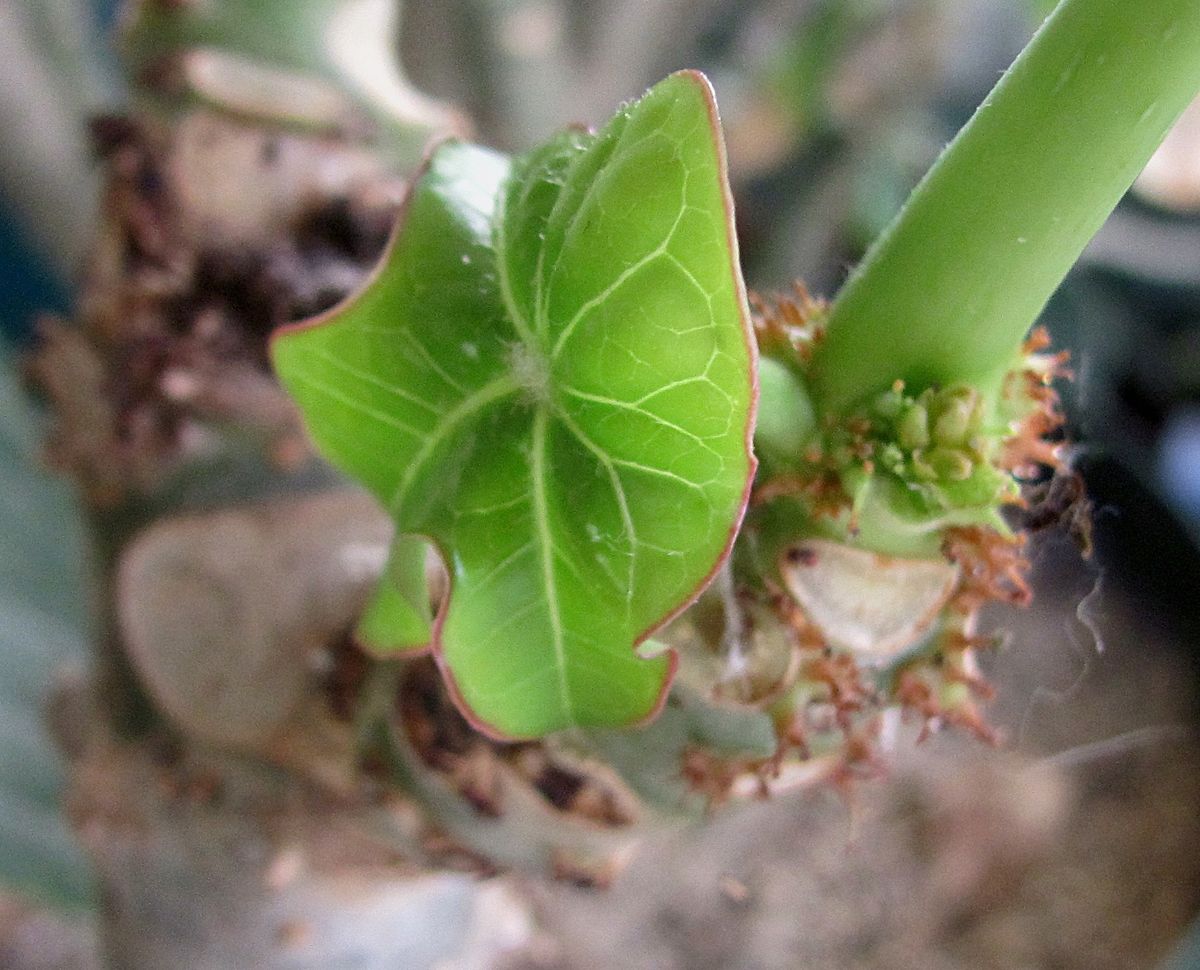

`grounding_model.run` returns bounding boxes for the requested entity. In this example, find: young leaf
[272,72,756,738]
